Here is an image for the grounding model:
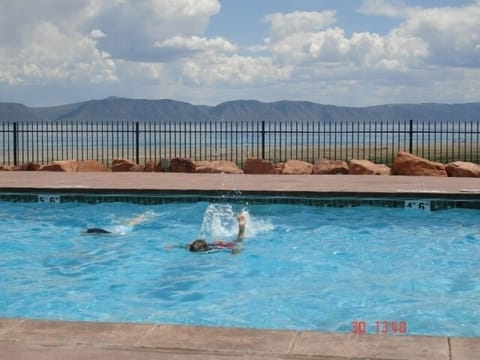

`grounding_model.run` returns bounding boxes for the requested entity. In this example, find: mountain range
[1,97,480,123]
